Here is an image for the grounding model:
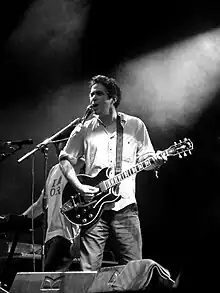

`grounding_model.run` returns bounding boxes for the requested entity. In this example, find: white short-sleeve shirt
[59,112,155,211]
